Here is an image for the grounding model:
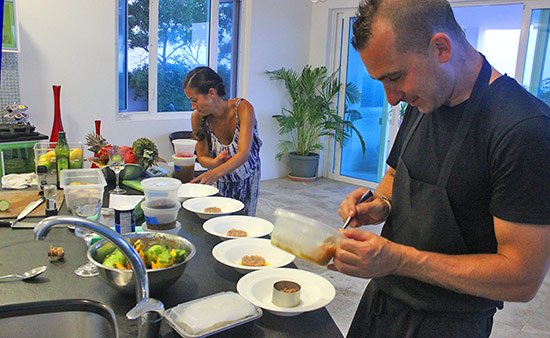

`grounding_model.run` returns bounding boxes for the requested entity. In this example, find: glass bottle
[55,131,70,187]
